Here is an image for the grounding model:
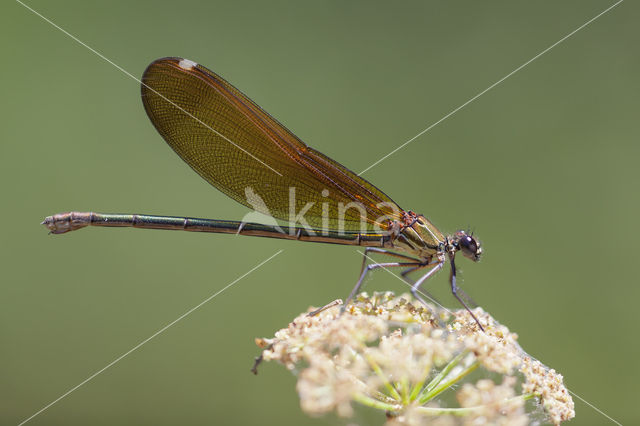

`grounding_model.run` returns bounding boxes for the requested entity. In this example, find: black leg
[455,287,479,309]
[339,256,420,314]
[362,247,422,263]
[357,248,421,283]
[353,248,422,303]
[306,299,343,317]
[409,261,444,309]
[449,253,484,331]
[401,263,443,309]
